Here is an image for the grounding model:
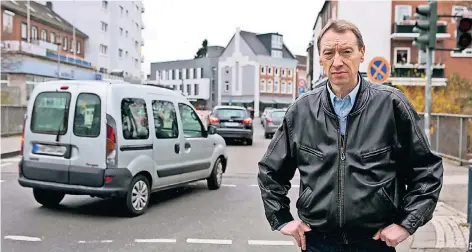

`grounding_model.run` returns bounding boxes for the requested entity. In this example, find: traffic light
[412,1,438,50]
[456,17,472,51]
